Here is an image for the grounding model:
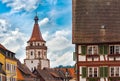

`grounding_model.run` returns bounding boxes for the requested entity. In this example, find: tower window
[31,51,33,55]
[38,51,40,56]
[38,43,40,46]
[30,43,33,46]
